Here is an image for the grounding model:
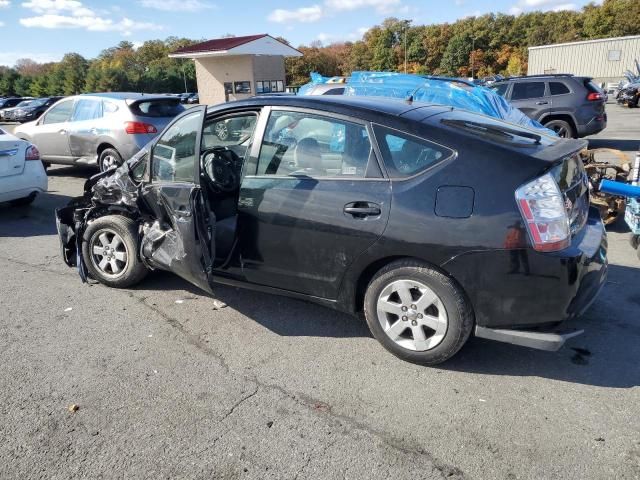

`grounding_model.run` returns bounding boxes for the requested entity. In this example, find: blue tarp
[298,71,554,135]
